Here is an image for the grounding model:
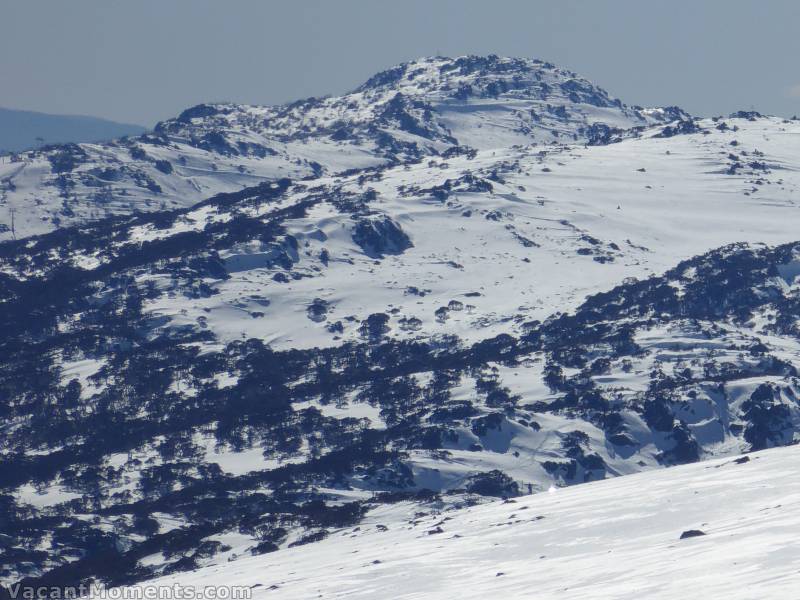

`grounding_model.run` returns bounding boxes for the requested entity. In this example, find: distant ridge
[0,107,146,153]
[0,55,690,240]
